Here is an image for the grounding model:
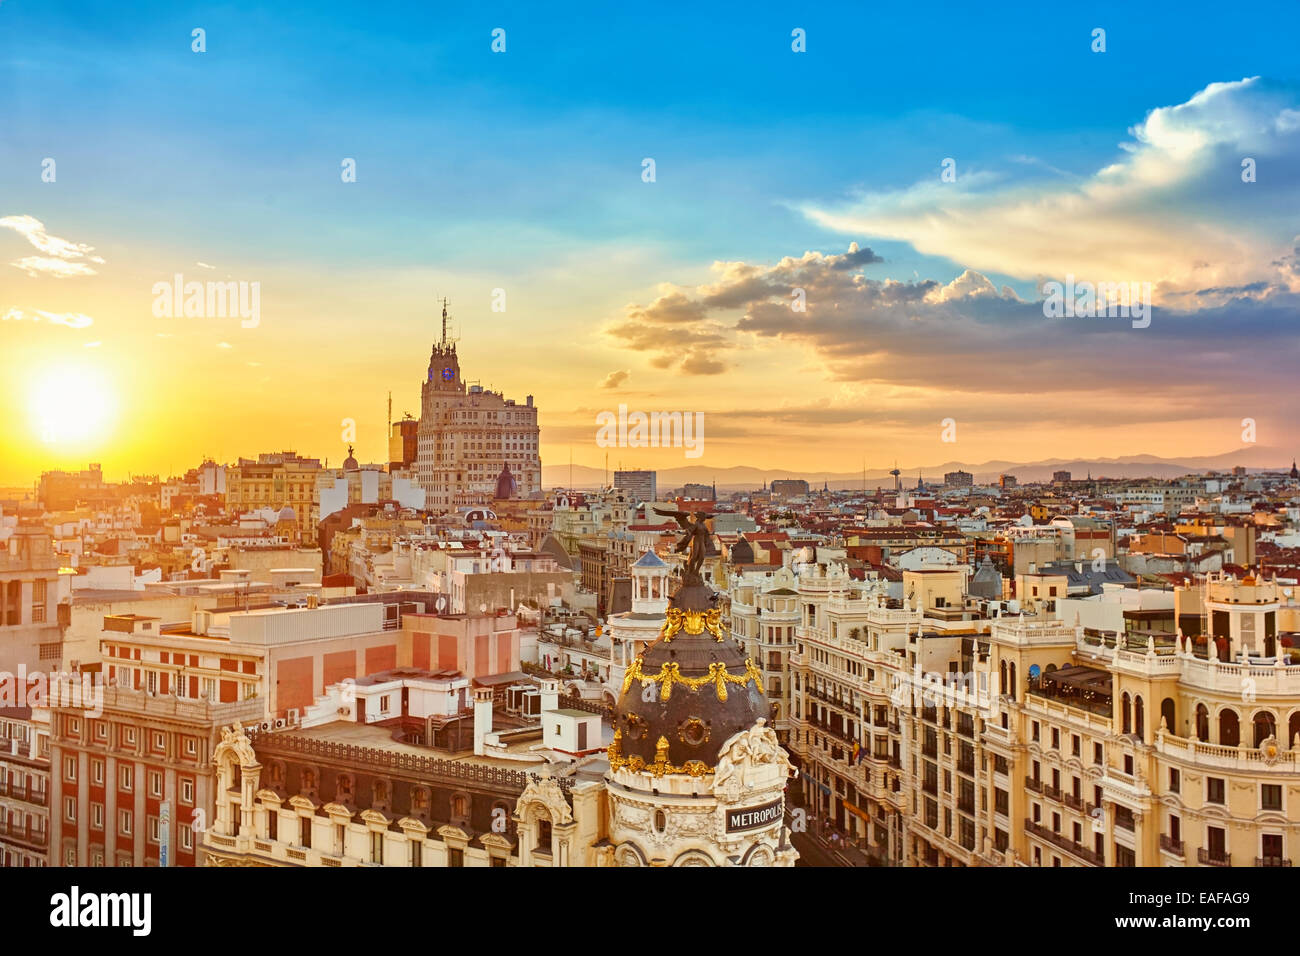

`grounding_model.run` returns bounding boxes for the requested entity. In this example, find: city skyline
[4,2,1300,486]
